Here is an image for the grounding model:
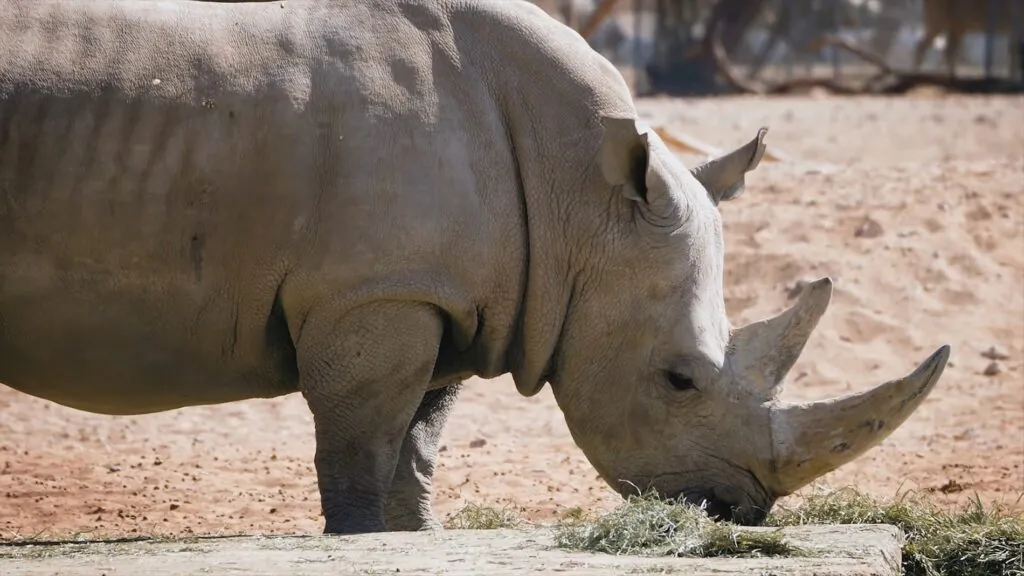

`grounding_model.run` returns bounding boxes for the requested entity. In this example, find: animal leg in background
[942,29,963,78]
[912,27,940,71]
[384,381,462,531]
